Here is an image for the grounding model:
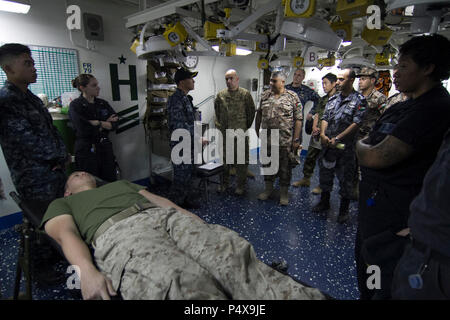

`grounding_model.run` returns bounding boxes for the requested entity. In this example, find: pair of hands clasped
[321,135,339,148]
